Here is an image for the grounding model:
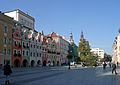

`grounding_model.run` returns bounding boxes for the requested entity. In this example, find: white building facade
[46,32,69,64]
[113,31,120,63]
[4,9,35,29]
[91,48,104,59]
